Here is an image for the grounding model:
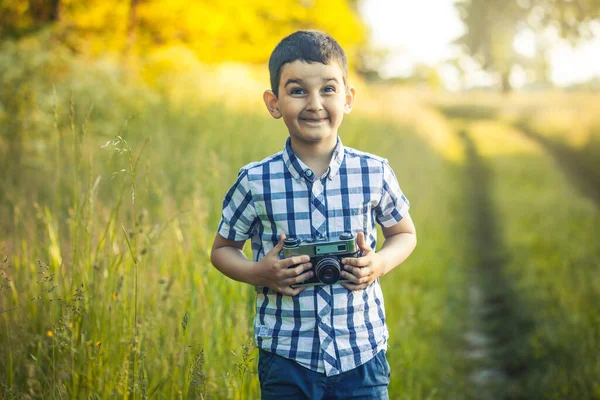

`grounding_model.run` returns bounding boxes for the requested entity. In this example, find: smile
[301,118,327,123]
